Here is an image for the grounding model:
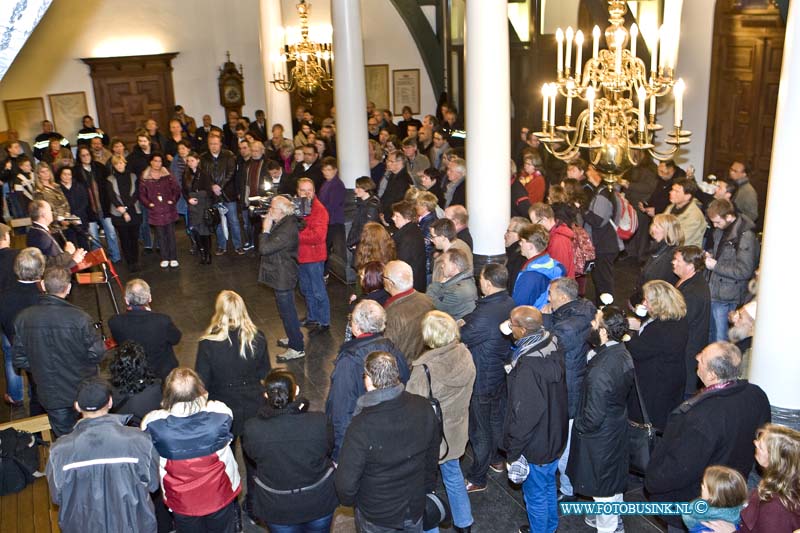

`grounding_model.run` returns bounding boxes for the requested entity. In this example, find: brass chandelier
[535,0,690,182]
[270,0,333,102]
